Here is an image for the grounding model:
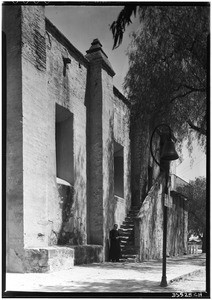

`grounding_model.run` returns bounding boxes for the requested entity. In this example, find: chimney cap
[86,38,108,58]
[85,38,115,77]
